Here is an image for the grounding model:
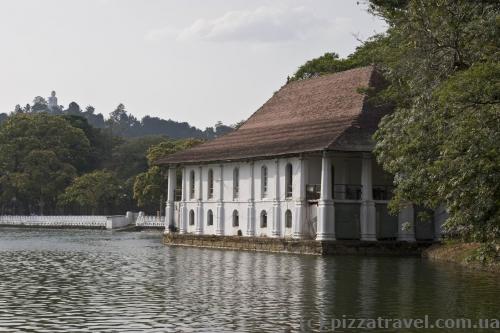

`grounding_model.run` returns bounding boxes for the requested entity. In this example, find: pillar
[166,166,176,231]
[179,167,187,234]
[360,153,377,241]
[216,164,225,236]
[433,204,447,241]
[272,159,281,237]
[293,157,306,239]
[195,166,204,235]
[398,204,416,241]
[246,162,256,236]
[317,152,335,240]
